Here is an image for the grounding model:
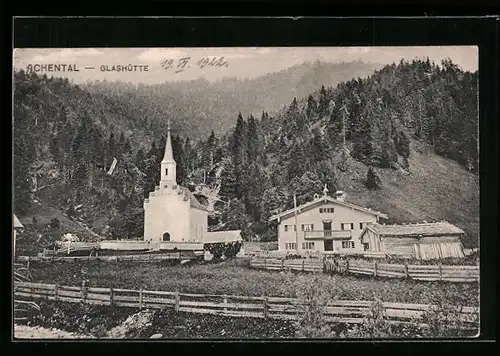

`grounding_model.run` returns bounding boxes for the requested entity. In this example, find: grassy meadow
[27,259,479,307]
